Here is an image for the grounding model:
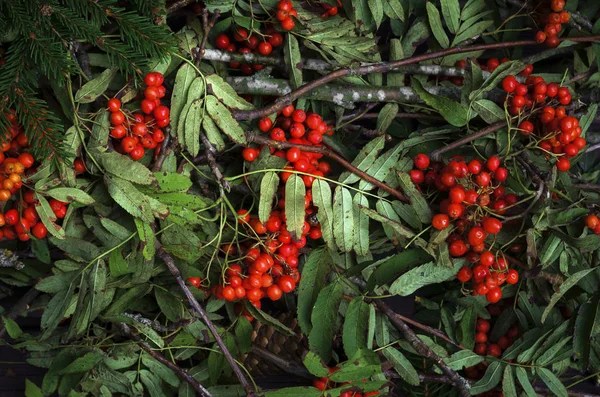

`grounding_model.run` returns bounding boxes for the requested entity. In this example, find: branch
[198,9,220,58]
[167,0,197,14]
[0,287,40,338]
[118,322,212,397]
[156,246,256,396]
[429,121,507,161]
[231,37,600,121]
[373,299,471,396]
[152,133,174,172]
[247,132,408,202]
[200,133,230,190]
[574,184,600,190]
